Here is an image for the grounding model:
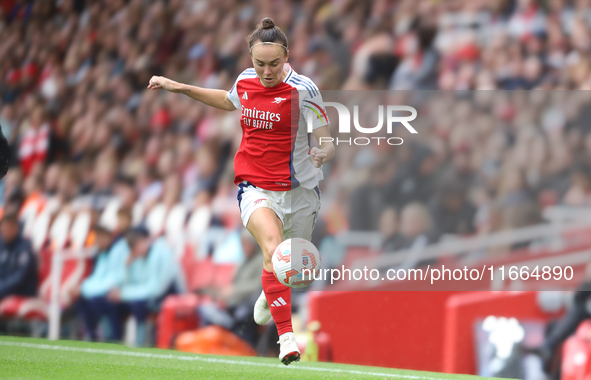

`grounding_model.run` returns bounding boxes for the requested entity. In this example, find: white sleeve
[227,79,241,110]
[301,87,330,131]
